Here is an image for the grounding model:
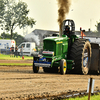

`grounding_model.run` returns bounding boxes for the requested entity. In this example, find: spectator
[20,46,23,58]
[10,47,12,57]
[14,45,18,57]
[10,45,14,57]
